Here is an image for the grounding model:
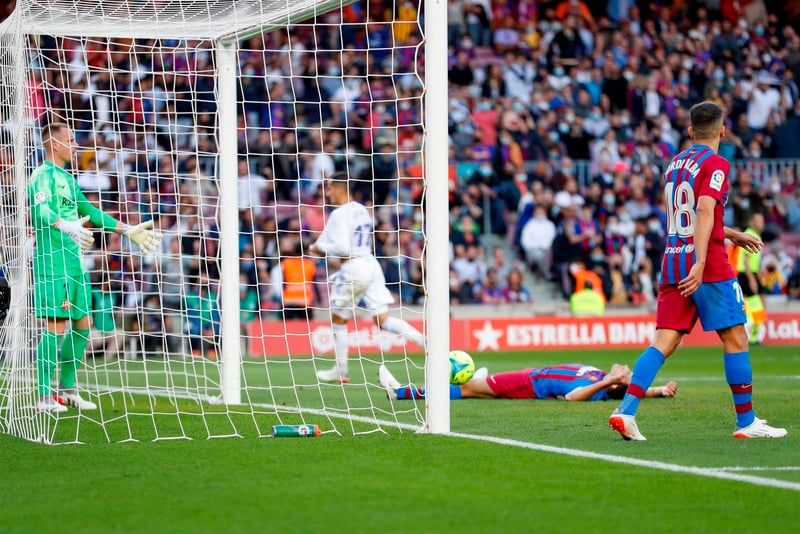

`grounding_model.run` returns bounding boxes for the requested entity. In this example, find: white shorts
[328,256,394,319]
